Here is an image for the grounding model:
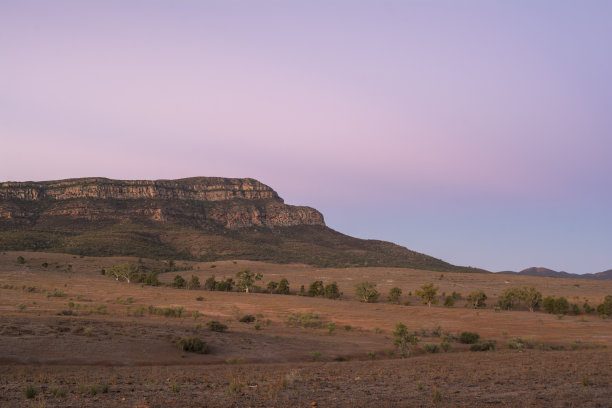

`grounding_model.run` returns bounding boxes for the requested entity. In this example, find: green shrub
[51,387,67,398]
[542,296,570,315]
[440,342,451,352]
[89,384,99,396]
[470,340,496,351]
[178,337,209,353]
[266,281,279,293]
[393,322,419,357]
[459,331,480,344]
[355,281,379,303]
[443,296,455,307]
[344,325,352,331]
[308,280,324,297]
[24,384,37,399]
[16,303,26,310]
[204,275,217,291]
[42,262,48,268]
[207,321,228,332]
[239,314,256,323]
[287,312,321,328]
[467,290,487,308]
[277,278,290,294]
[47,289,67,298]
[196,296,204,301]
[387,287,402,304]
[423,343,438,353]
[507,338,525,350]
[583,301,594,314]
[310,351,321,361]
[324,282,341,299]
[172,275,187,288]
[17,256,26,264]
[187,275,200,290]
[216,278,234,292]
[415,283,438,307]
[596,295,612,318]
[327,322,336,335]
